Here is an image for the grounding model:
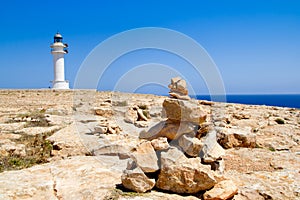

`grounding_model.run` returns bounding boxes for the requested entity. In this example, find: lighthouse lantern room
[50,32,69,89]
